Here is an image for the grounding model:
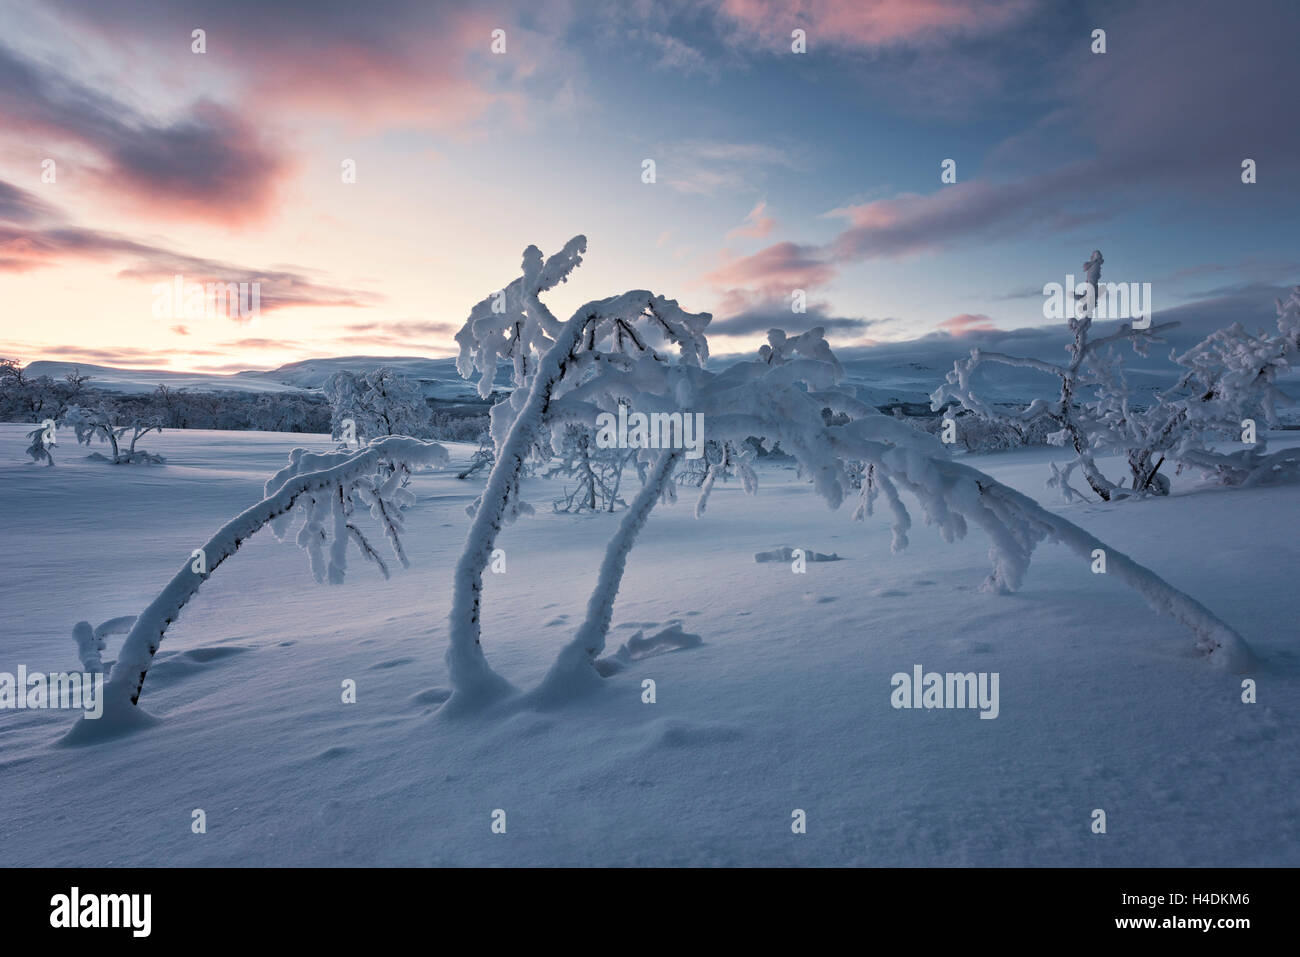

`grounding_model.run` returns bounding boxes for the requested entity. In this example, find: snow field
[0,425,1295,865]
